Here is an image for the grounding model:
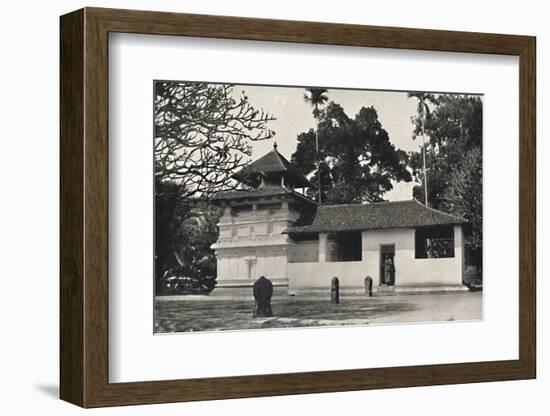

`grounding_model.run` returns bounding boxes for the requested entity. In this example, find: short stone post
[252,276,274,317]
[365,276,373,297]
[331,276,340,304]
